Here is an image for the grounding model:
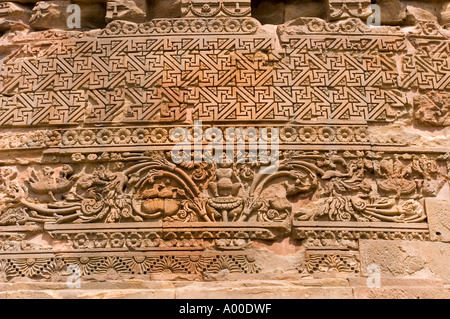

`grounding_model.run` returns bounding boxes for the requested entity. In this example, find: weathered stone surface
[147,0,181,19]
[106,0,146,23]
[284,0,326,22]
[359,240,450,282]
[75,2,107,29]
[252,0,284,25]
[29,1,68,30]
[405,1,439,24]
[0,2,31,32]
[347,277,445,287]
[28,1,105,30]
[0,279,449,299]
[352,286,450,299]
[174,282,355,299]
[440,2,450,26]
[425,198,450,242]
[376,0,407,25]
